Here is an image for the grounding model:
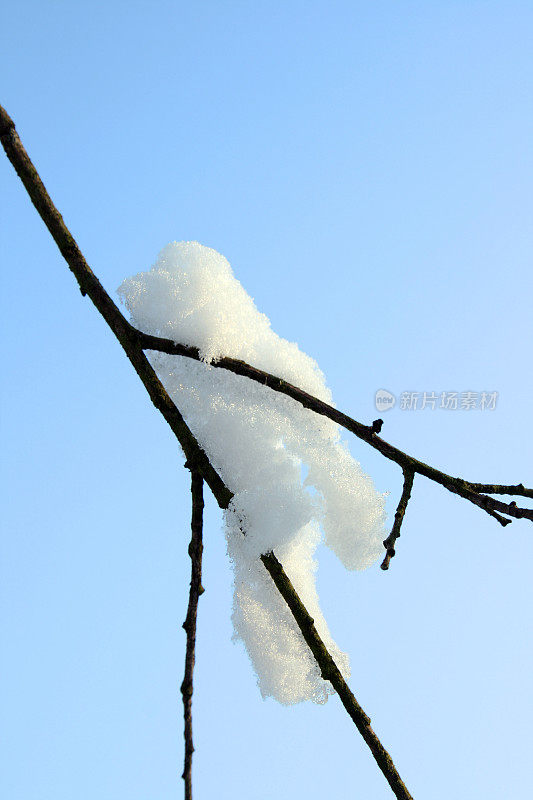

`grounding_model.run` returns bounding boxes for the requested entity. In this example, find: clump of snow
[118,241,386,704]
